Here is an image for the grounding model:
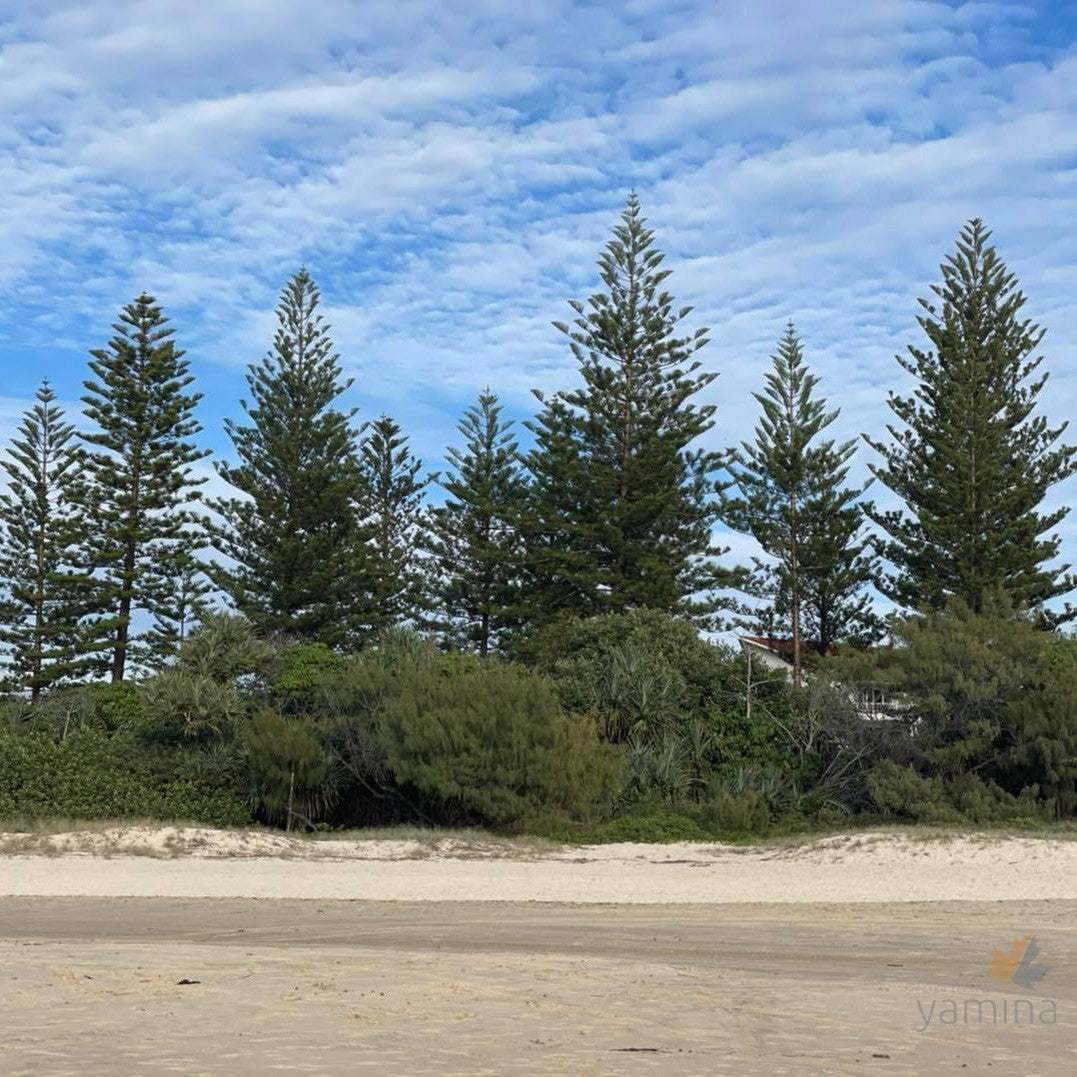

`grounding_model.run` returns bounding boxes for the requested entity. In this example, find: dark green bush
[534,609,735,740]
[707,703,792,776]
[140,668,249,742]
[0,726,250,825]
[269,643,353,713]
[243,710,334,829]
[557,805,716,844]
[996,636,1077,819]
[376,663,623,828]
[867,760,1045,824]
[699,789,772,835]
[870,594,1077,820]
[84,682,145,732]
